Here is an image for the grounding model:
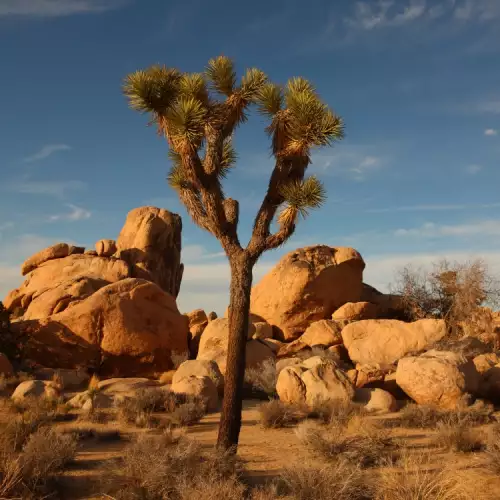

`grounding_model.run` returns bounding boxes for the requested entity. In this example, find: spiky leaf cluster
[278,176,326,225]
